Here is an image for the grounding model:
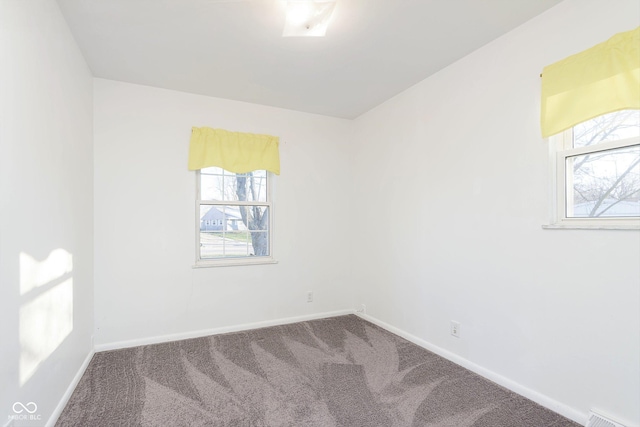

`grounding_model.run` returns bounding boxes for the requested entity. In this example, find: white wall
[352,0,640,425]
[93,79,355,346]
[0,0,94,424]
